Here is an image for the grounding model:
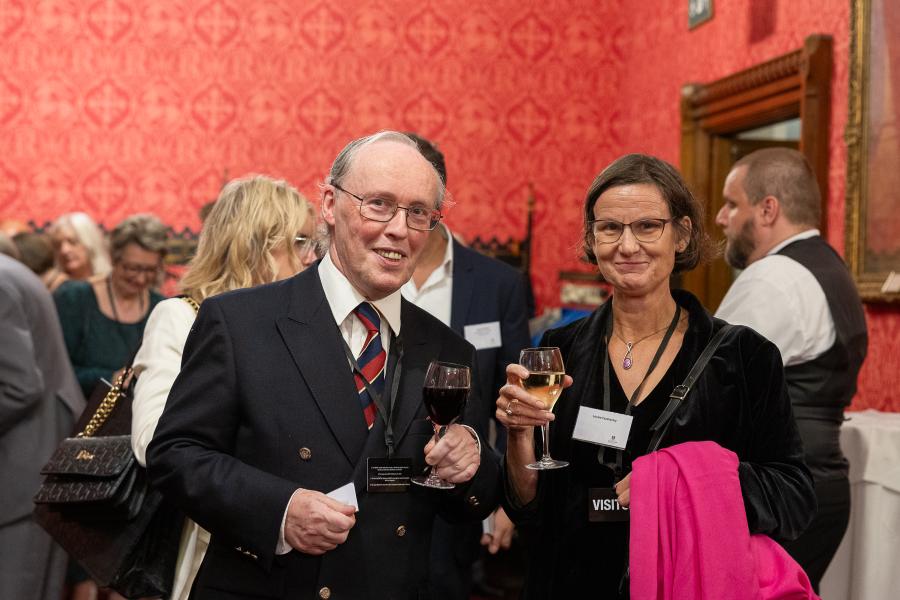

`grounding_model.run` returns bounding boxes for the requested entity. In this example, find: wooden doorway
[679,35,832,310]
